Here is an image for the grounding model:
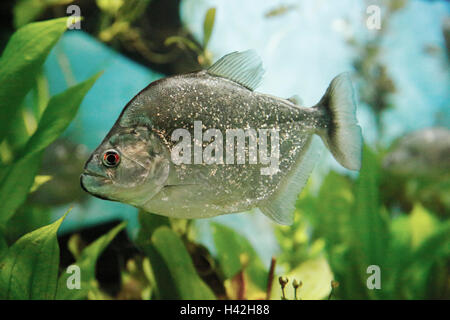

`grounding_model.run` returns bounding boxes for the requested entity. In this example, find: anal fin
[259,136,322,225]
